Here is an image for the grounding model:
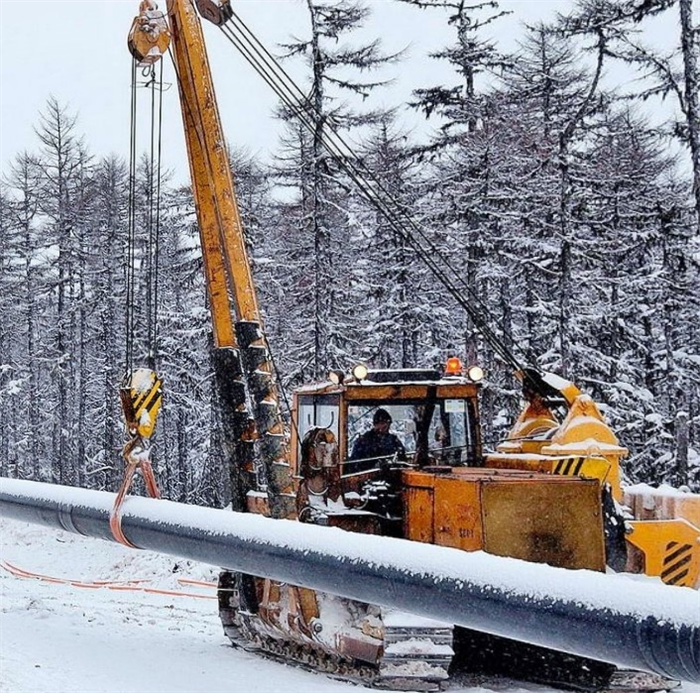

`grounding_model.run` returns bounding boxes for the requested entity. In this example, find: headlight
[467,365,484,382]
[352,364,369,382]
